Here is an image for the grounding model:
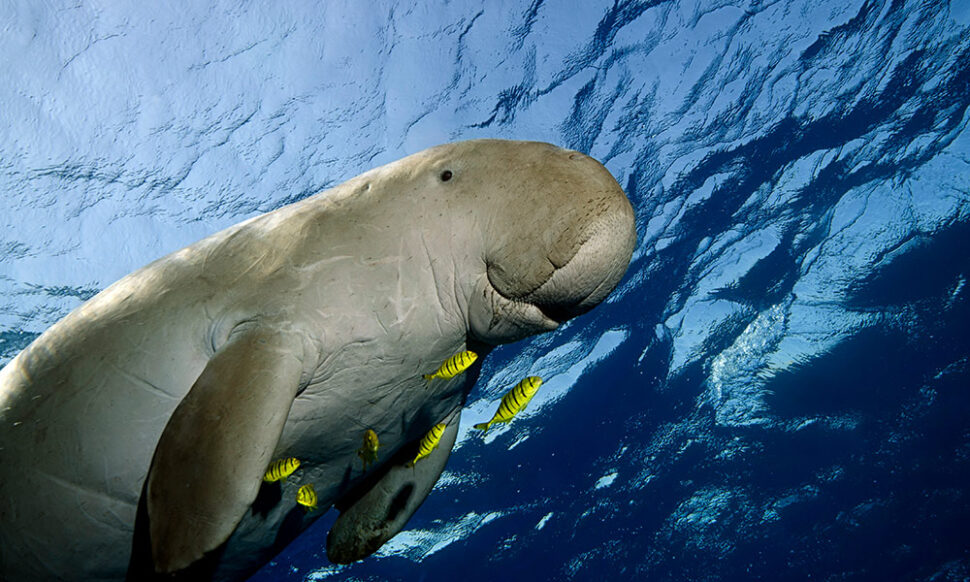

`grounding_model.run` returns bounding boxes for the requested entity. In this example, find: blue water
[2,1,969,580]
